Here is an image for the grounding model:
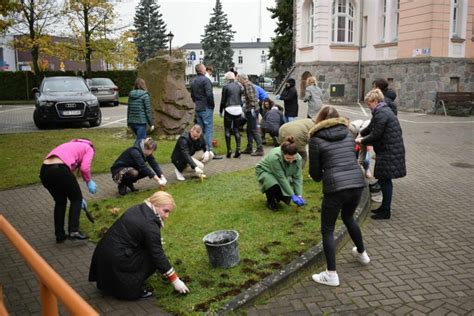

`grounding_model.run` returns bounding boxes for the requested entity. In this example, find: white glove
[158,175,167,186]
[202,151,210,163]
[149,125,155,132]
[195,167,204,176]
[172,278,189,294]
